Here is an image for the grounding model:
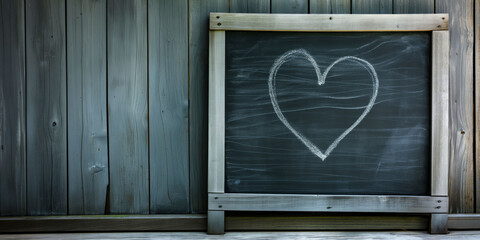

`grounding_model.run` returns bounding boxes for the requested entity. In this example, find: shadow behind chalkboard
[224,31,431,195]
